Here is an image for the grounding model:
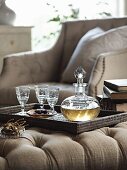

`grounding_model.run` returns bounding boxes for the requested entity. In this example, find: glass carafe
[61,67,100,121]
